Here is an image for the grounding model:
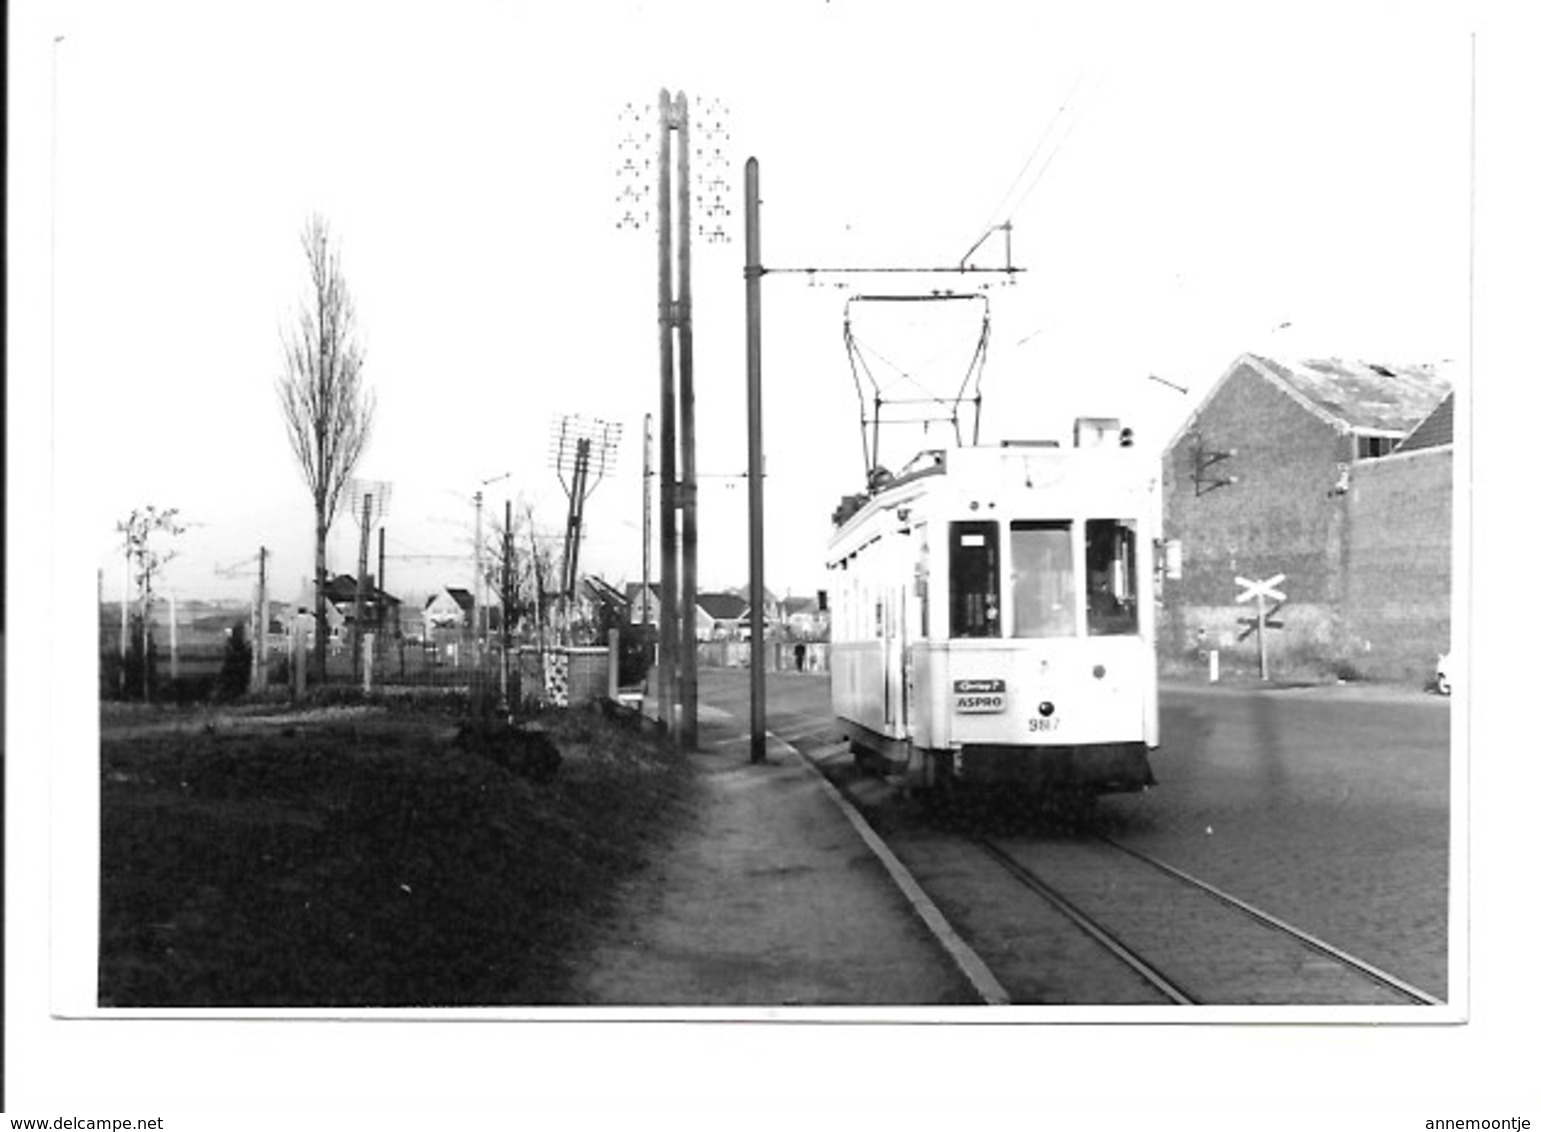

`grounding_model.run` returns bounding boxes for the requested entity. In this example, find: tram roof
[828,442,1158,553]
